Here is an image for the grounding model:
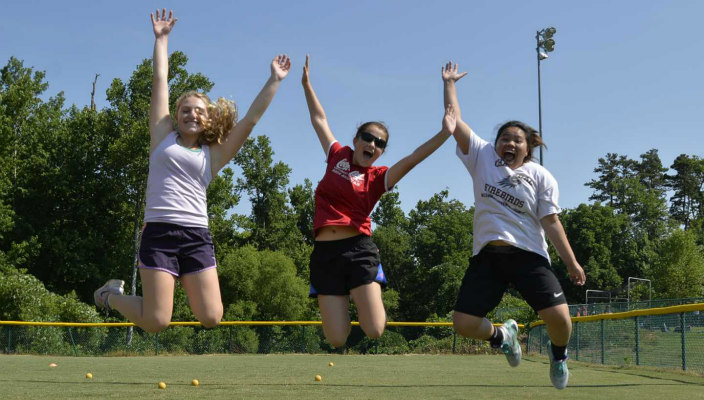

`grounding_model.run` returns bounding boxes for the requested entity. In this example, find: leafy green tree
[233,135,308,269]
[407,190,473,271]
[288,178,315,246]
[558,203,630,300]
[667,154,704,229]
[206,167,243,251]
[400,190,473,322]
[585,153,635,209]
[651,229,704,298]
